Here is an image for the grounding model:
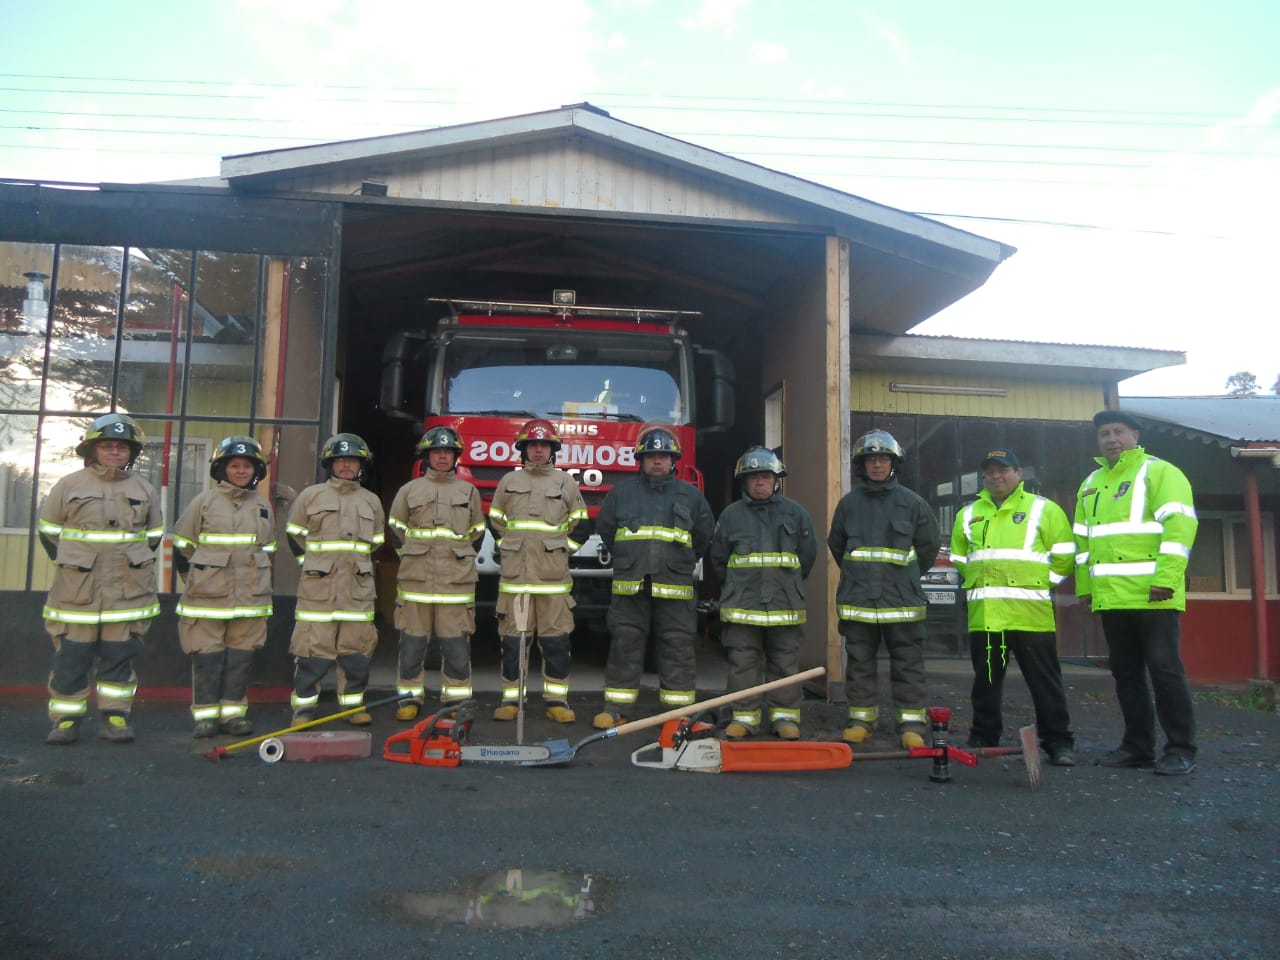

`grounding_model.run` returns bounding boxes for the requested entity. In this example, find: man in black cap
[1074,410,1199,776]
[950,448,1077,764]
